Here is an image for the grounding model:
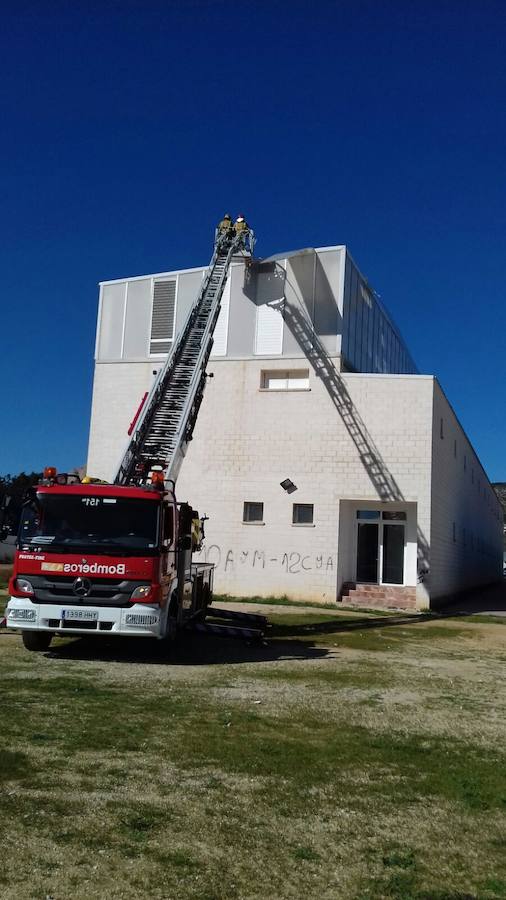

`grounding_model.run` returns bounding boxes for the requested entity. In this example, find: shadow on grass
[44,629,333,666]
[33,607,475,667]
[267,612,441,640]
